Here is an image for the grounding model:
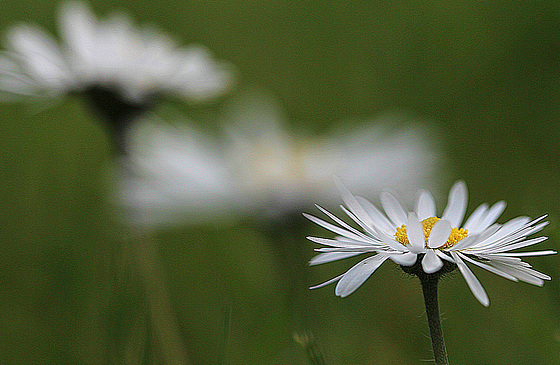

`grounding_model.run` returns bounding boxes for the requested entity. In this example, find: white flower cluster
[1,2,553,307]
[0,2,442,226]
